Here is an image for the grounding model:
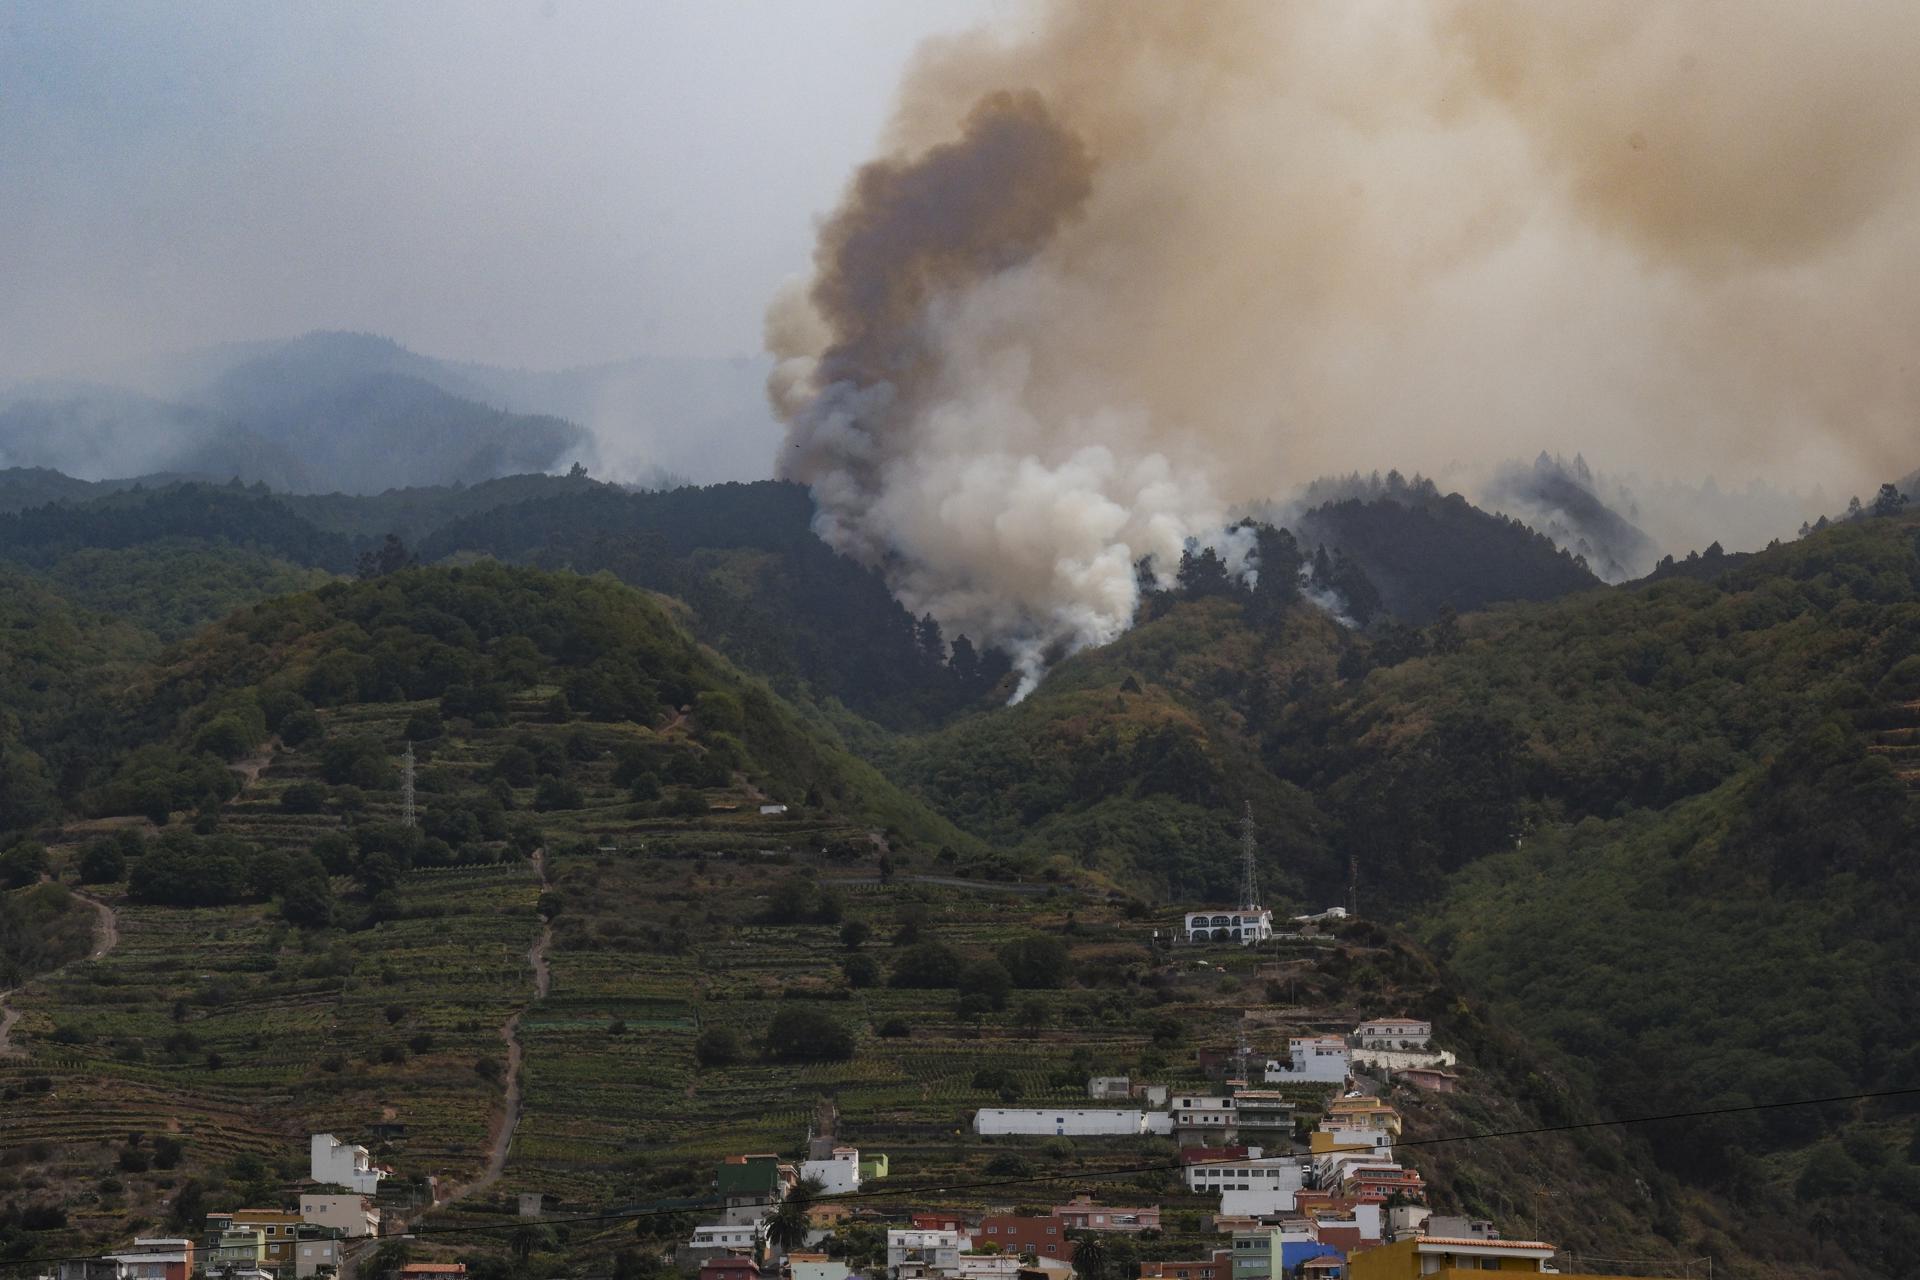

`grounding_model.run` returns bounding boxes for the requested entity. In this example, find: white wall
[299,1193,378,1238]
[800,1153,860,1195]
[308,1134,382,1194]
[974,1109,1155,1136]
